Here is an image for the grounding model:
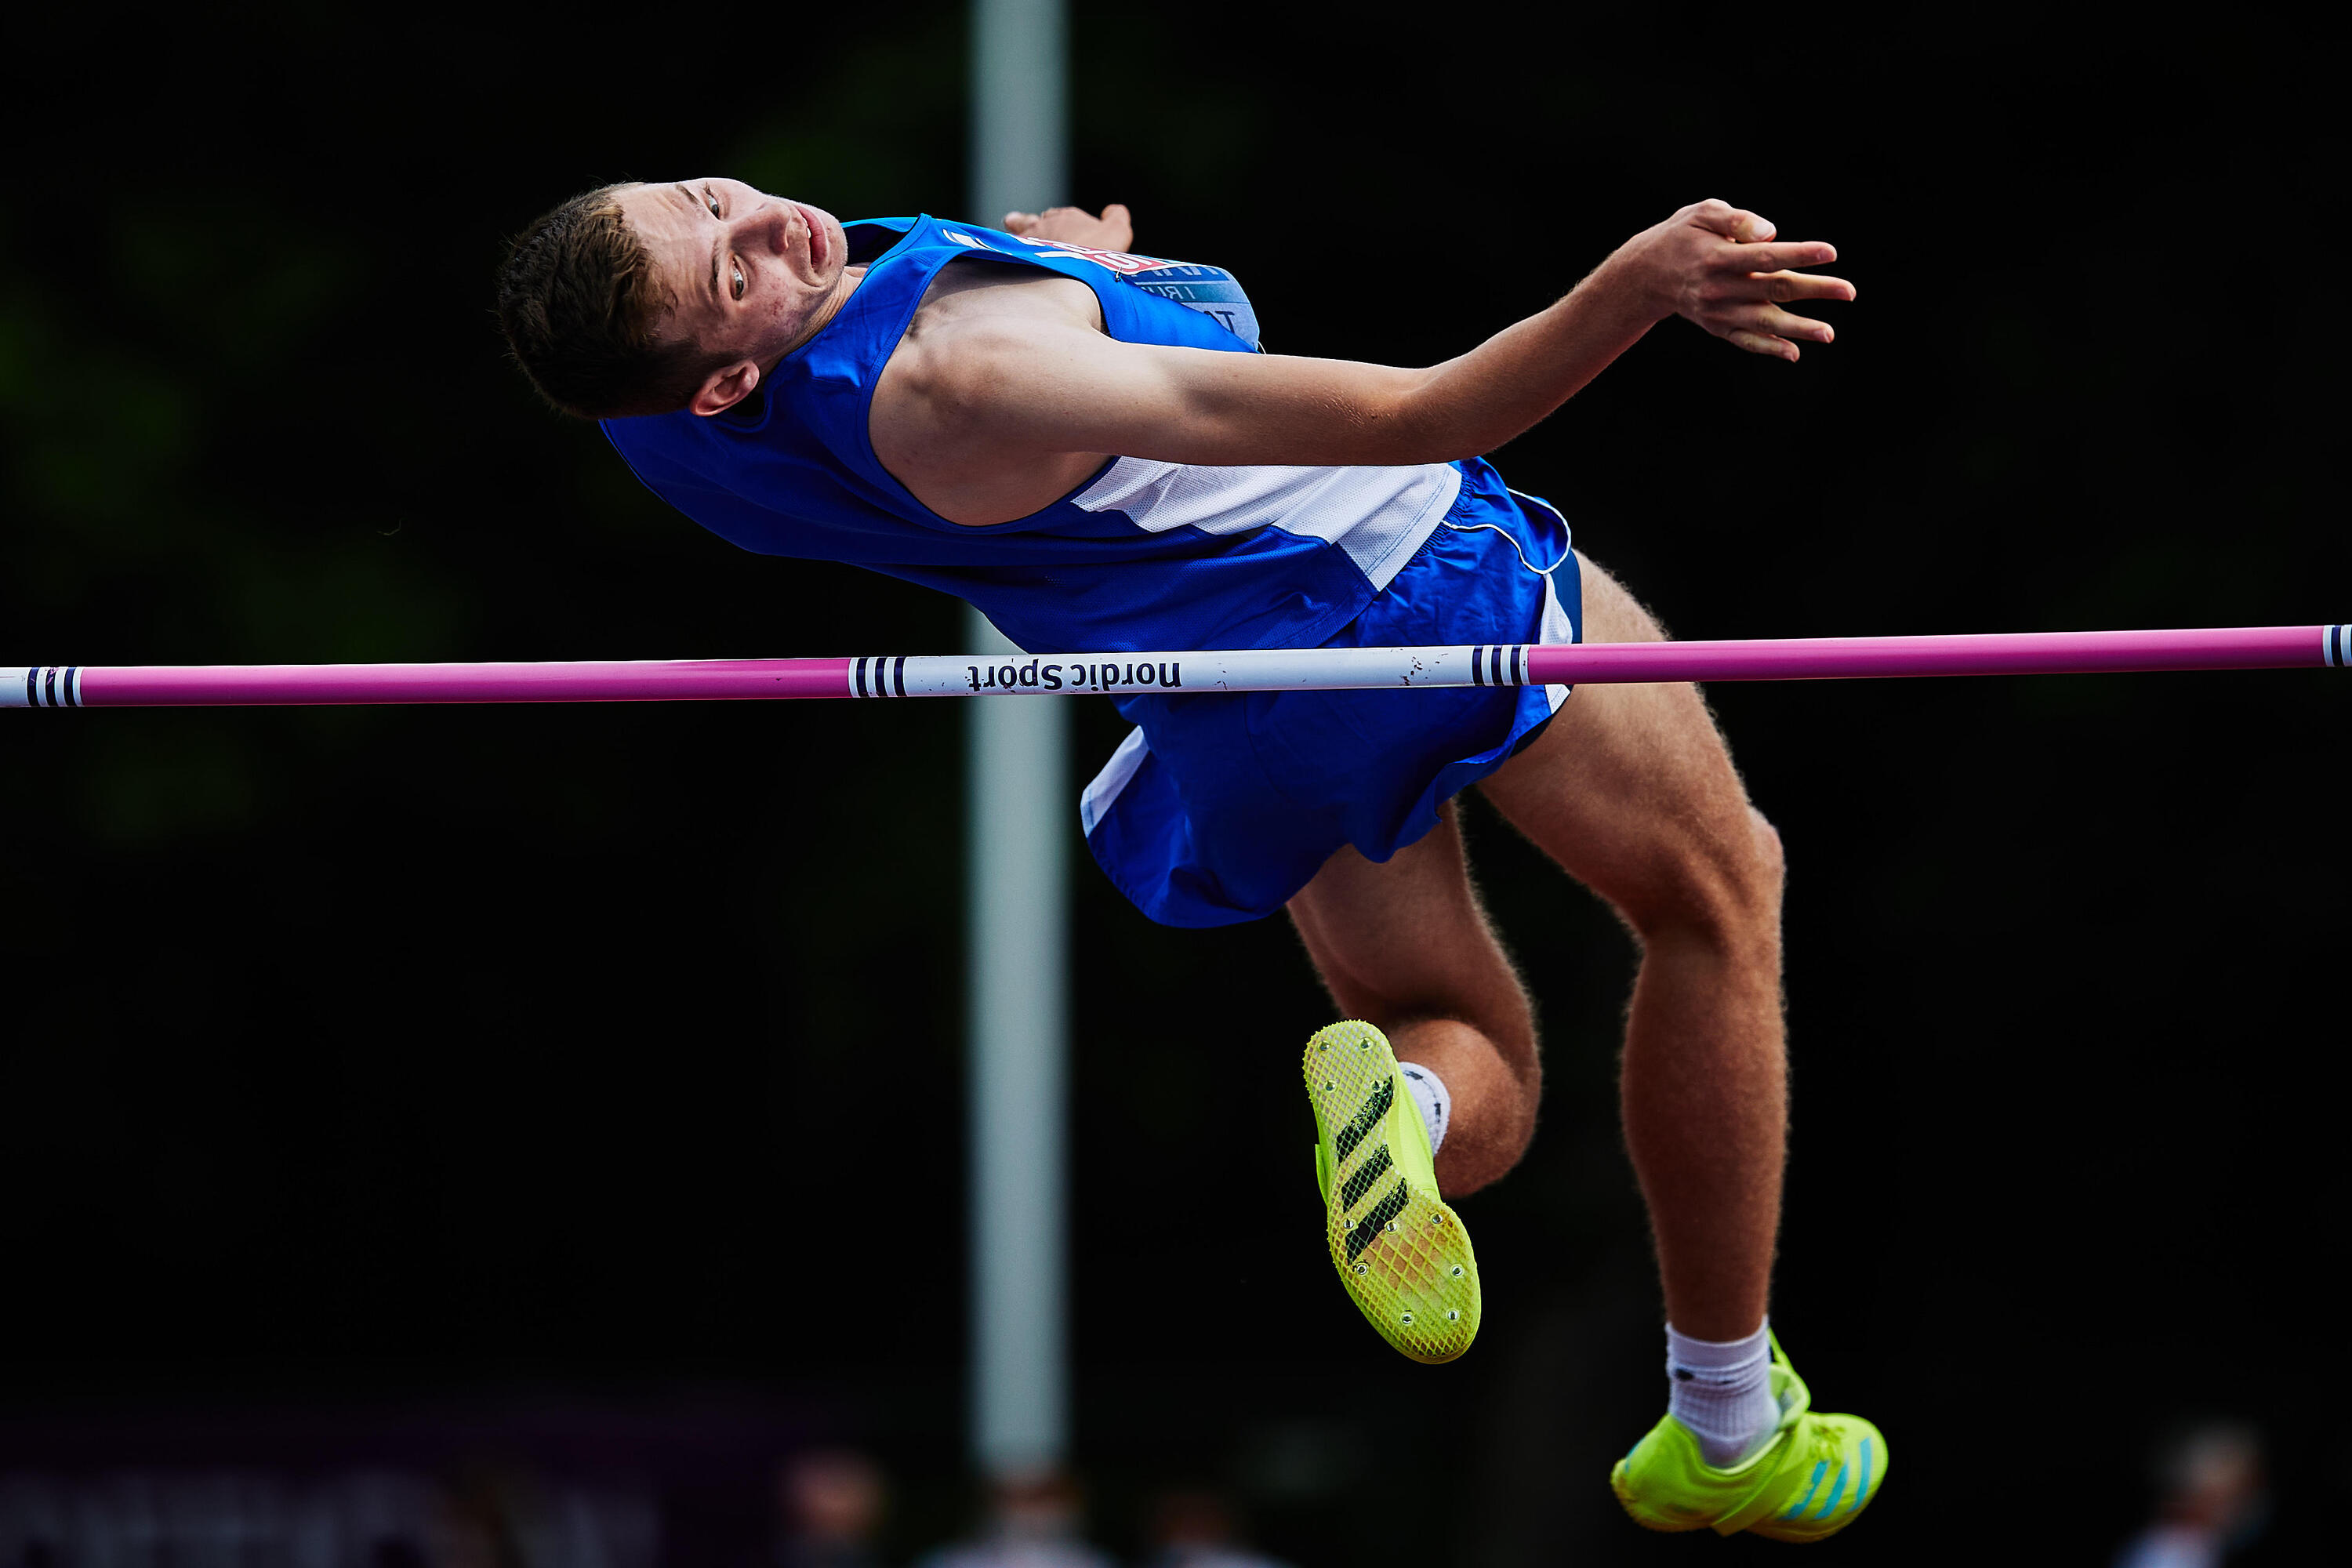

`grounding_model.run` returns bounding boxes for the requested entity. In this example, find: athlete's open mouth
[799,204,826,270]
